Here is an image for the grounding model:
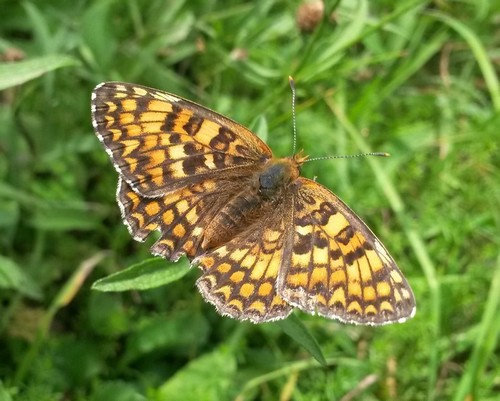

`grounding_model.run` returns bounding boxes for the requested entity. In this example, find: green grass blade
[30,208,102,231]
[427,11,500,111]
[22,2,53,53]
[81,0,118,71]
[0,55,78,90]
[14,252,105,385]
[350,27,447,120]
[92,257,190,292]
[453,255,500,401]
[276,313,327,366]
[299,0,368,82]
[236,357,362,400]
